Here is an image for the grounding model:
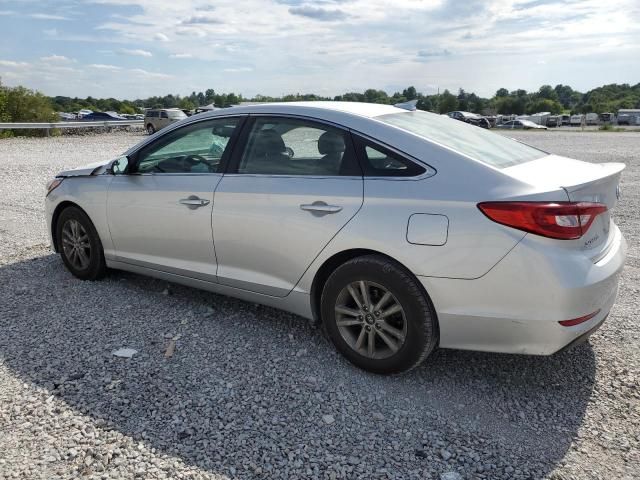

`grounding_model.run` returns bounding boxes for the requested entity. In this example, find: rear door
[213,116,363,296]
